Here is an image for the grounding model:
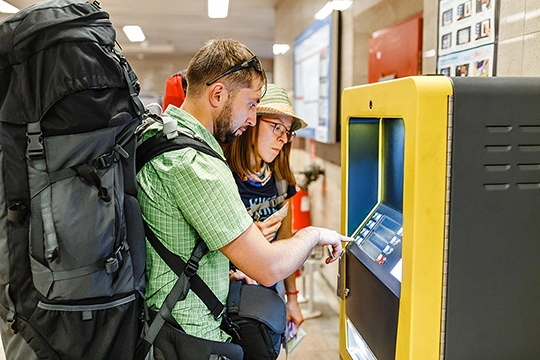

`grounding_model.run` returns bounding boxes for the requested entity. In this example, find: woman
[223,83,308,331]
